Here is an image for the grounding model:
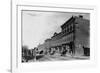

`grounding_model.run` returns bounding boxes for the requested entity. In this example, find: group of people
[45,45,74,57]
